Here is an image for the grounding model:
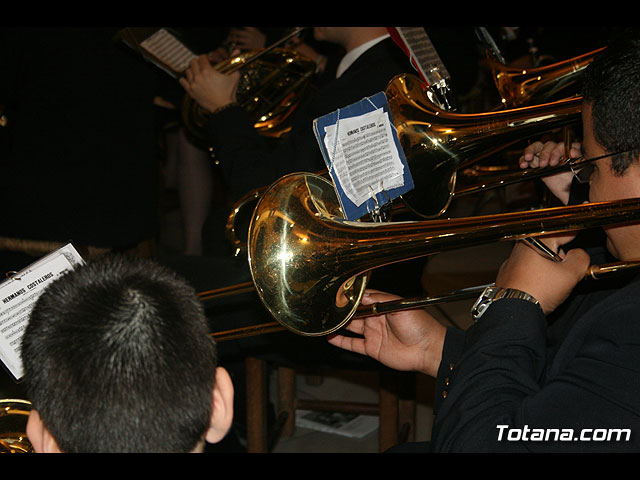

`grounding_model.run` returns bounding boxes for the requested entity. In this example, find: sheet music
[139,29,197,76]
[0,244,84,381]
[323,108,405,207]
[313,92,413,221]
[395,27,450,84]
